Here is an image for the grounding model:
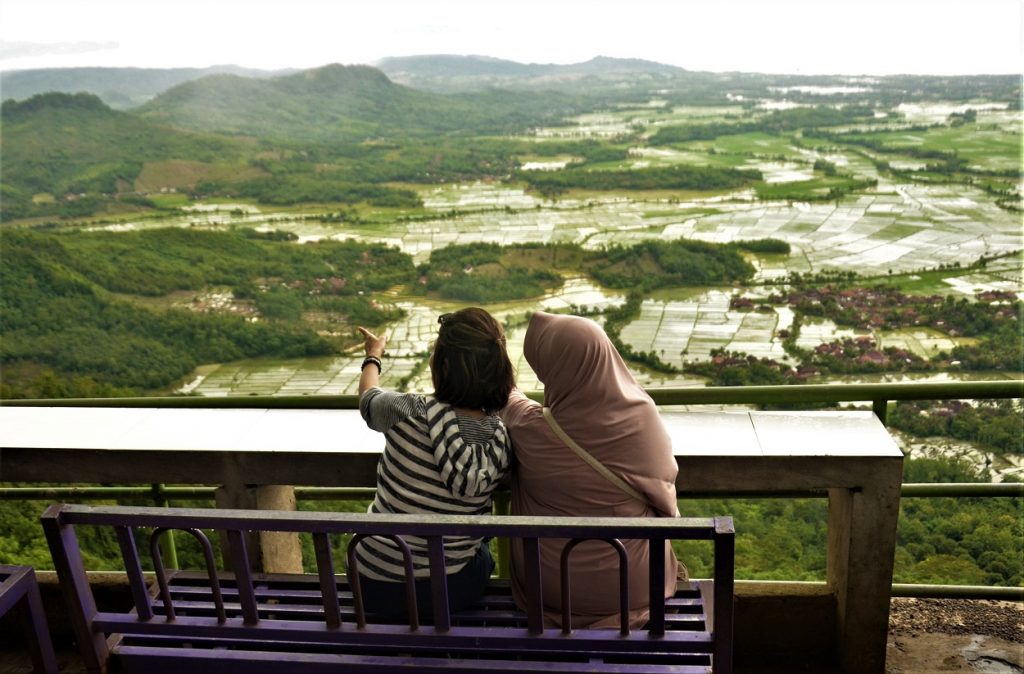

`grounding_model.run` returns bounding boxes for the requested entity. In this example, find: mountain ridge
[134,62,581,142]
[0,65,292,109]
